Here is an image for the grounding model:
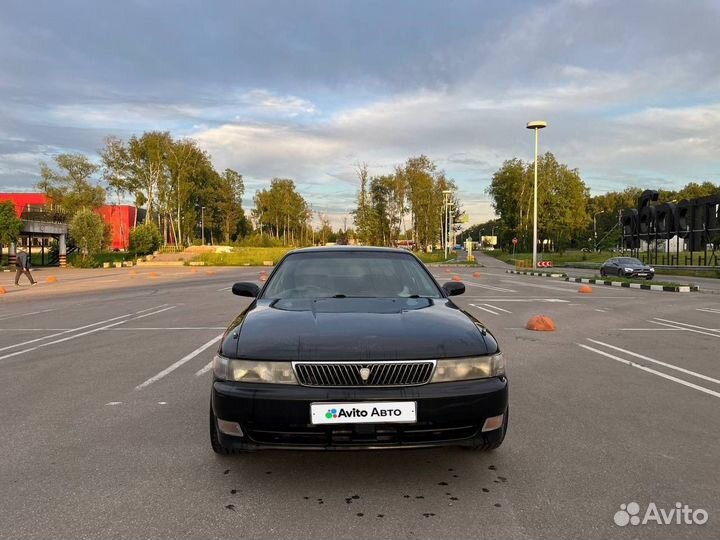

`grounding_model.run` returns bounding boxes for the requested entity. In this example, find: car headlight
[212,354,297,384]
[624,267,633,272]
[431,353,505,382]
[649,267,655,272]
